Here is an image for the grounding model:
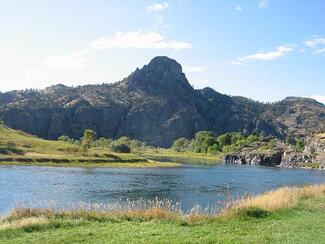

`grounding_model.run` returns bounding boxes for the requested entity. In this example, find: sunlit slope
[0,122,78,155]
[0,123,179,167]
